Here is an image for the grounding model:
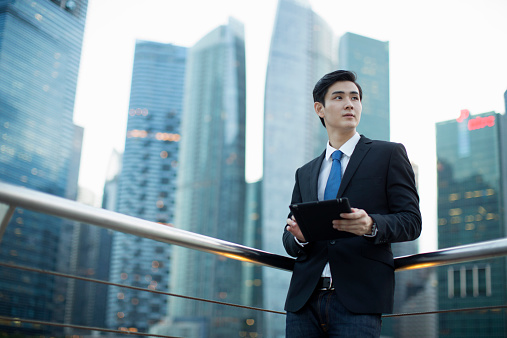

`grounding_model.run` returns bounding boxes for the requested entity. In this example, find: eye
[334,96,342,100]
